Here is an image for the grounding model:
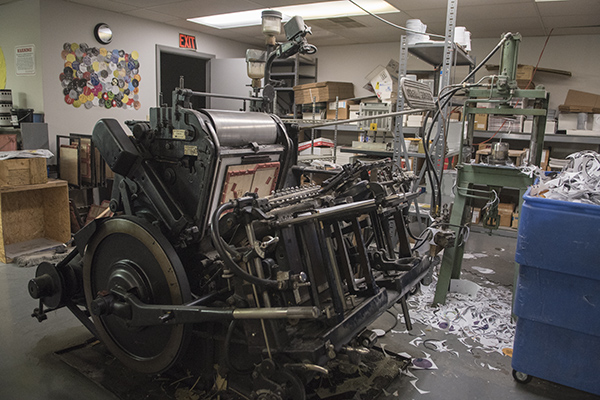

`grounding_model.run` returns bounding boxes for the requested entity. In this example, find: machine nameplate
[173,129,186,139]
[184,145,198,156]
